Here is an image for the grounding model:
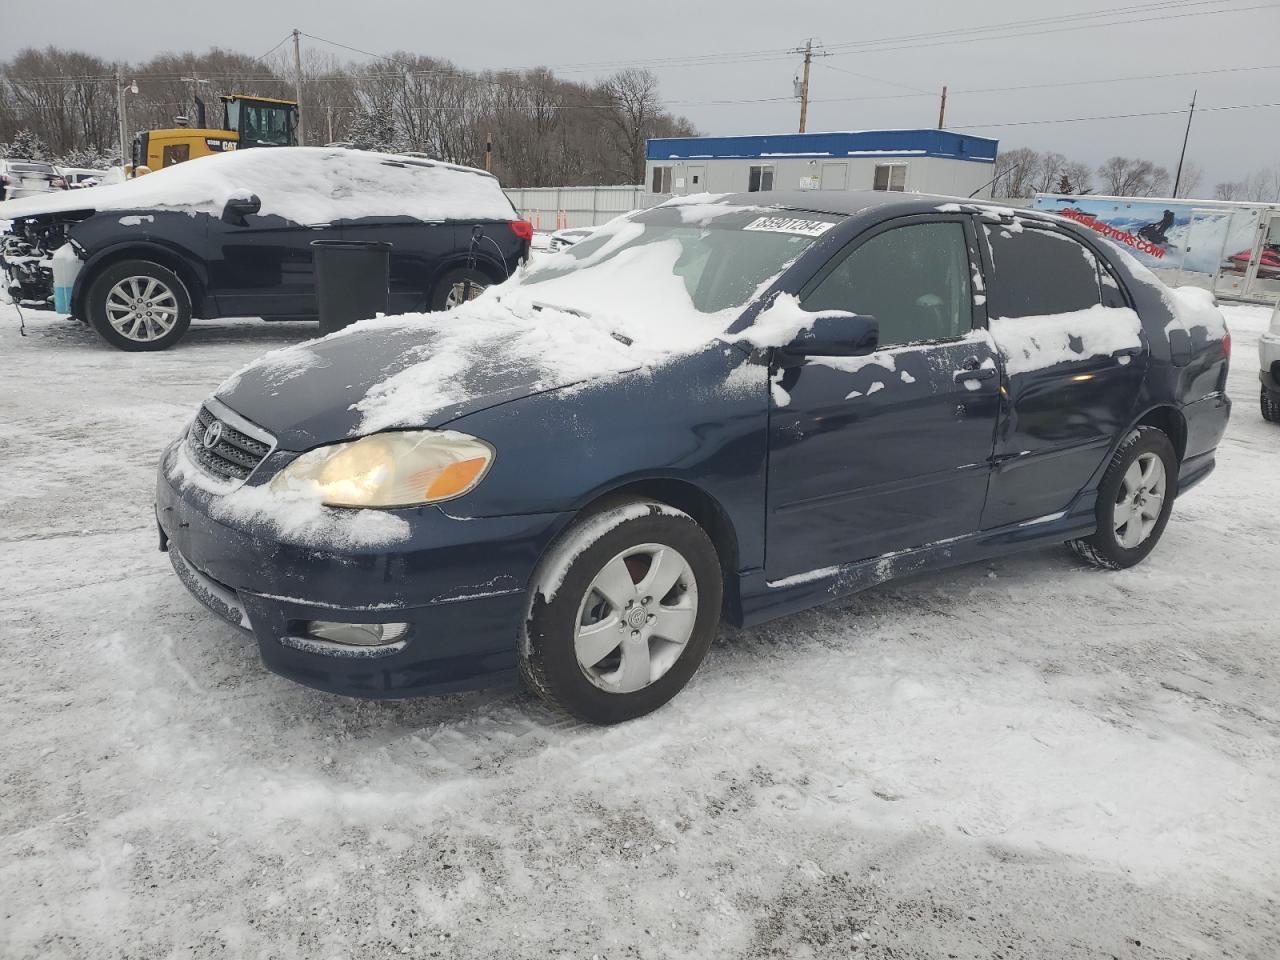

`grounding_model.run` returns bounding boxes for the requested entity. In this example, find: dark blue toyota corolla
[156,191,1231,723]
